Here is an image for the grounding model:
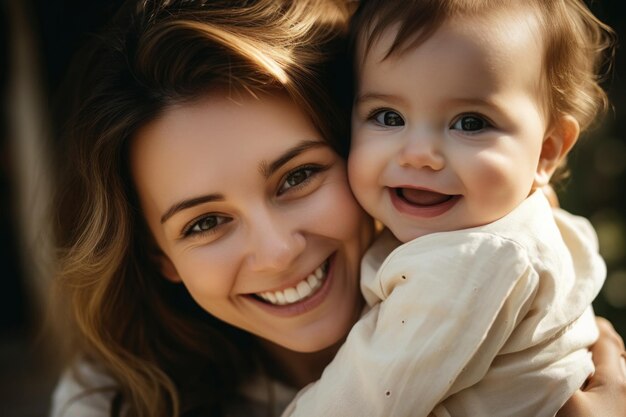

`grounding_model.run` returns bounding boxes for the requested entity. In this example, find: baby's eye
[183,215,231,237]
[451,115,490,132]
[278,166,321,195]
[371,110,405,127]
